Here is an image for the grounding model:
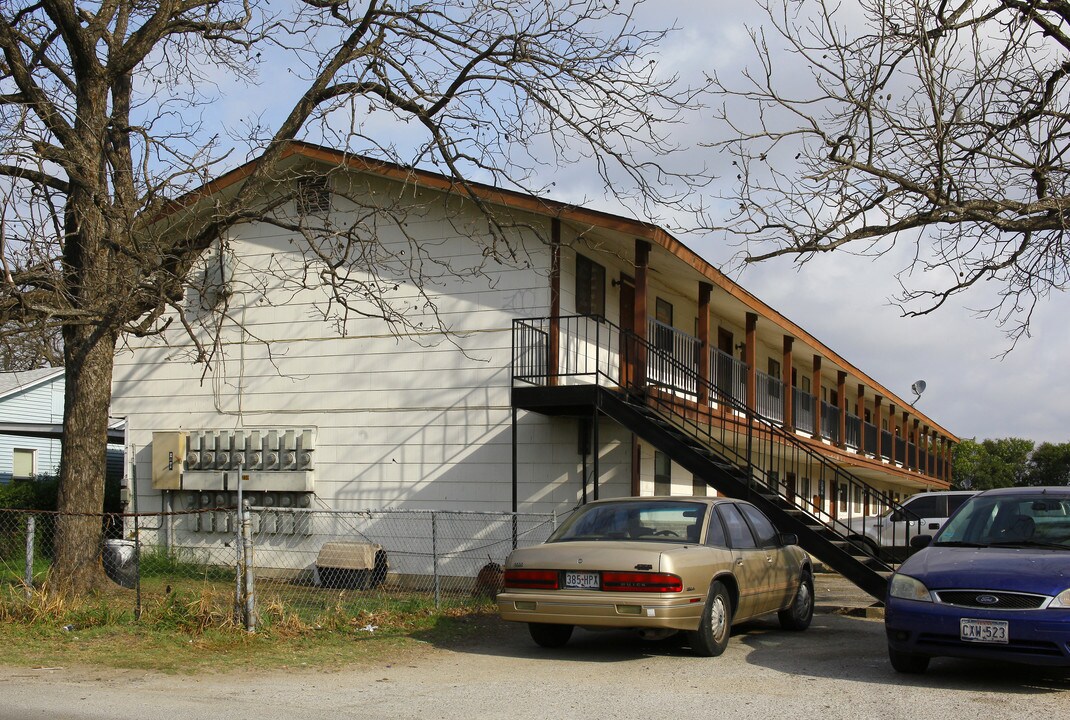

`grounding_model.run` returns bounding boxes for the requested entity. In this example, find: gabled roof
[0,367,63,402]
[175,141,957,441]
